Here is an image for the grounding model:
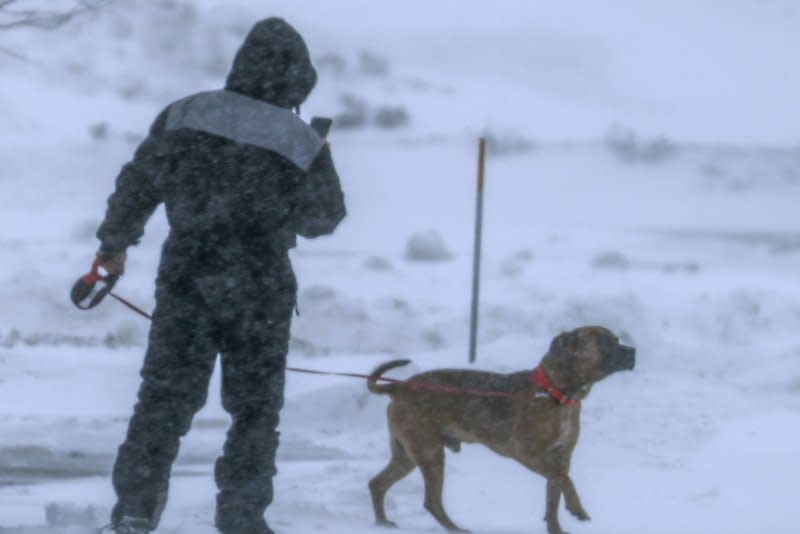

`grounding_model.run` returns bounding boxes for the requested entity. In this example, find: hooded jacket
[96,18,346,289]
